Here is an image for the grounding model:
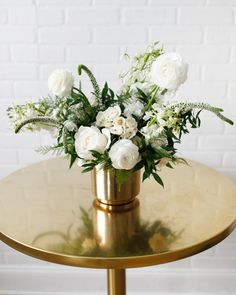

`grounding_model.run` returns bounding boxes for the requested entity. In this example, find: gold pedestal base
[107,269,126,295]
